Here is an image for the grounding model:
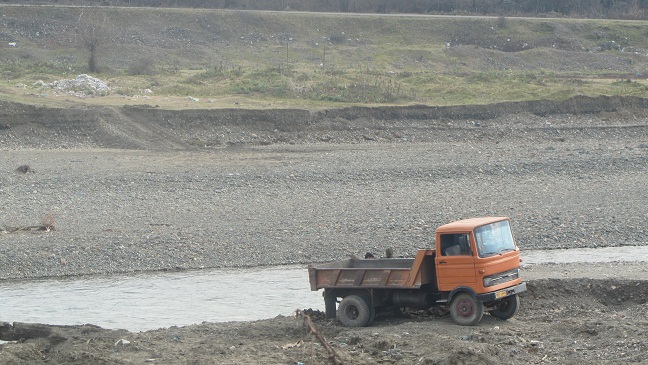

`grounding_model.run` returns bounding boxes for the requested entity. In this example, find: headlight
[483,277,494,287]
